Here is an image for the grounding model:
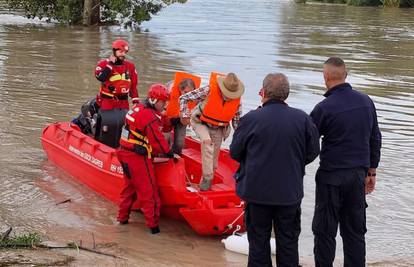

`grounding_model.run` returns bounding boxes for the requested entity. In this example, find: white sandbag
[221,233,276,255]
